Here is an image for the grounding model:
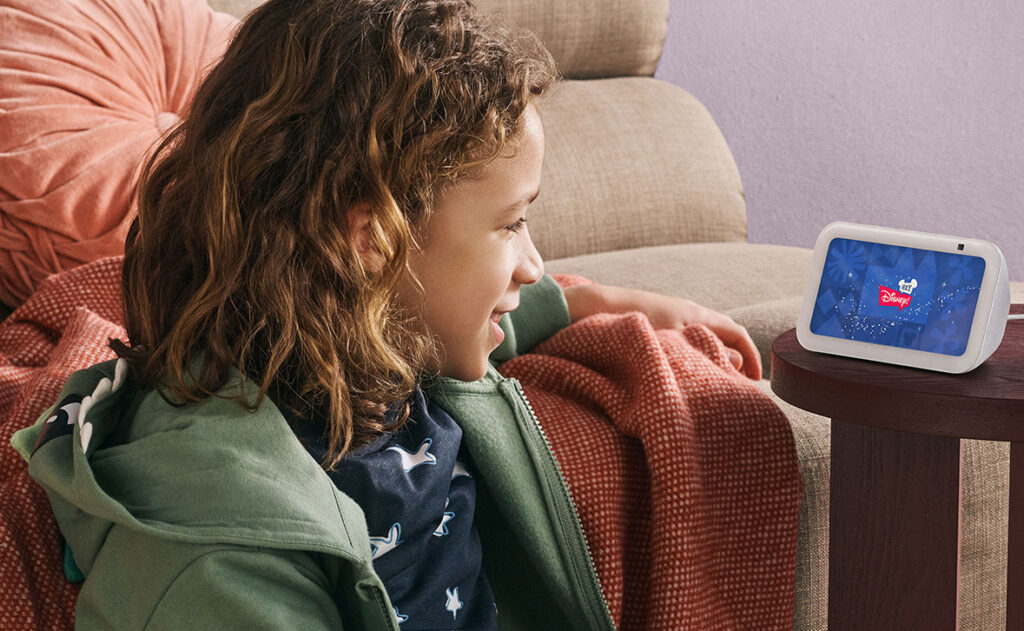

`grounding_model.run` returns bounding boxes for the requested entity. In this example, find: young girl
[17,0,761,628]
